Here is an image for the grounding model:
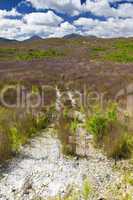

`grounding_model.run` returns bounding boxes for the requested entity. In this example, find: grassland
[0,37,133,62]
[90,39,133,63]
[0,37,133,200]
[0,37,132,162]
[0,37,132,94]
[0,48,64,61]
